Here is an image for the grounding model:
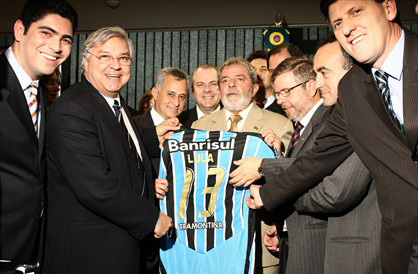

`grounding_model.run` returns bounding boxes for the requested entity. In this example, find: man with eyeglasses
[178,64,221,128]
[42,26,177,273]
[230,57,326,274]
